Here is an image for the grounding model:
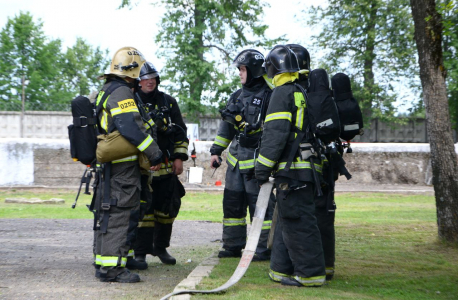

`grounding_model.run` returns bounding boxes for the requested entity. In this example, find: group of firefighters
[92,44,339,287]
